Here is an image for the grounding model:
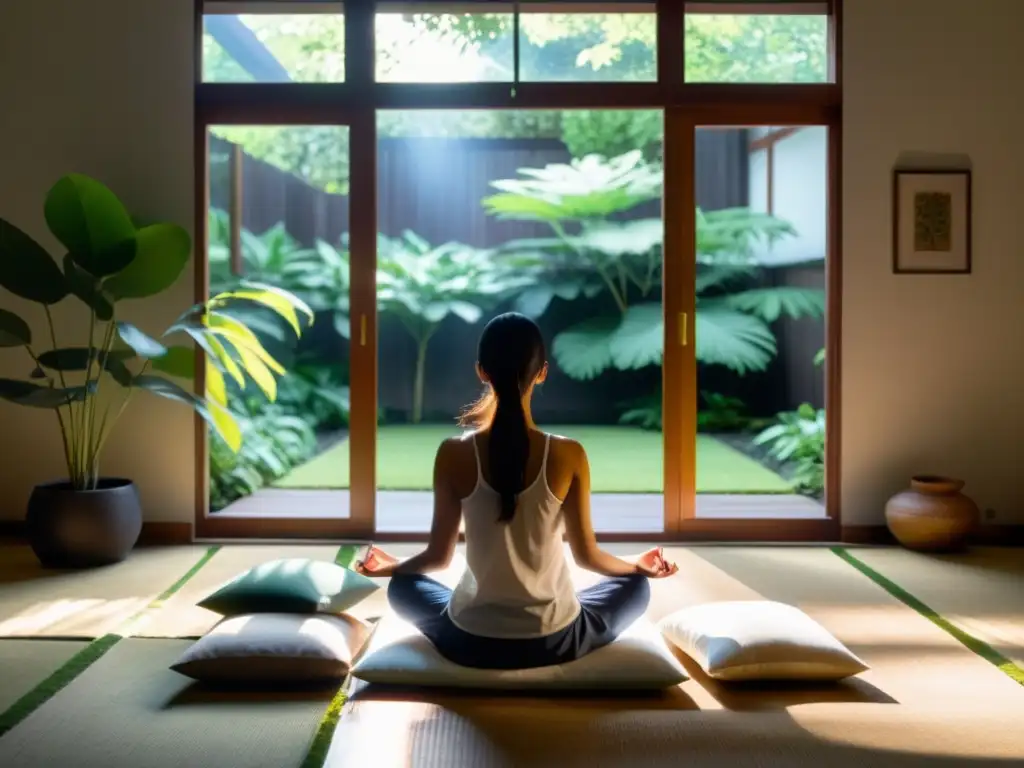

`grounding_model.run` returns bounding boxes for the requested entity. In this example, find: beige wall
[0,1,1020,529]
[841,0,1024,526]
[0,0,195,523]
